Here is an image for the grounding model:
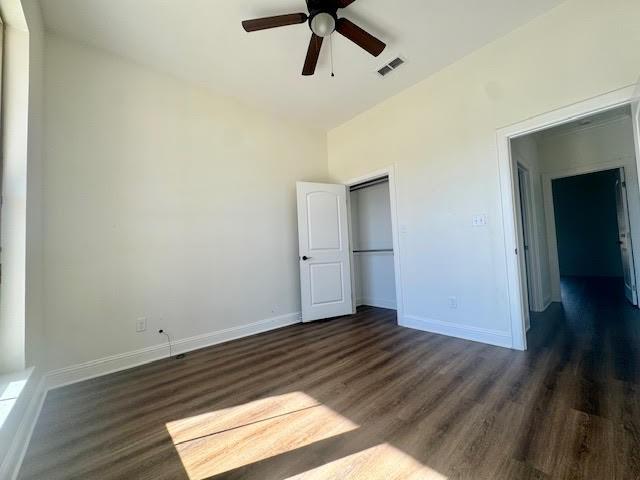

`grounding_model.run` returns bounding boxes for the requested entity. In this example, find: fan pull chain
[330,33,335,77]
